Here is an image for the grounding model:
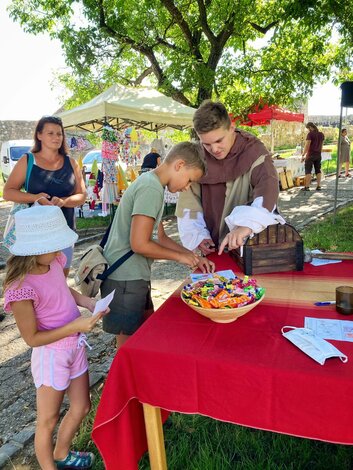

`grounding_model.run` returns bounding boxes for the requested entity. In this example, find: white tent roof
[57,84,195,132]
